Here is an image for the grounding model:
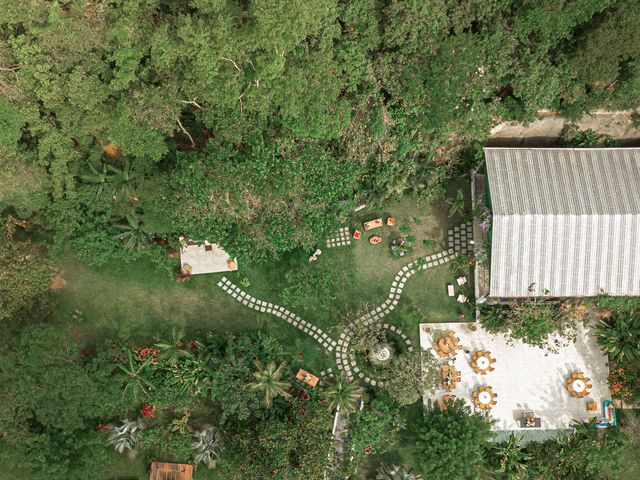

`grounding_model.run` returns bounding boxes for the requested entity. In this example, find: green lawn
[49,191,472,479]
